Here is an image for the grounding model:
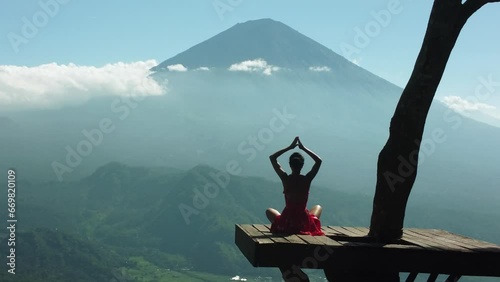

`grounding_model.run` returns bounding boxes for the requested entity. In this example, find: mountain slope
[0,229,125,282]
[152,18,400,101]
[1,18,499,216]
[153,19,353,71]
